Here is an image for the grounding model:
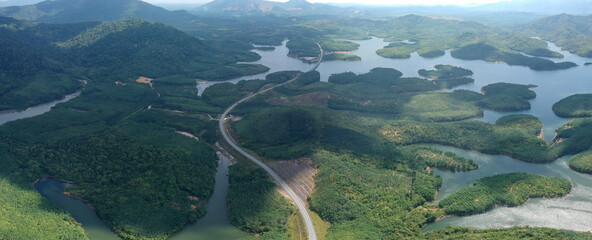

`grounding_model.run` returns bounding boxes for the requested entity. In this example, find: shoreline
[427,184,575,227]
